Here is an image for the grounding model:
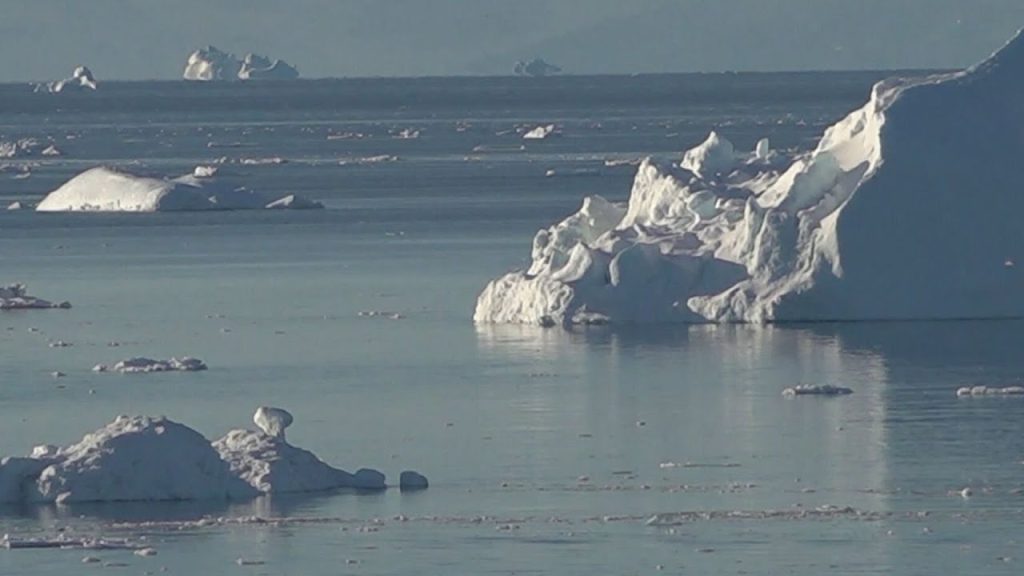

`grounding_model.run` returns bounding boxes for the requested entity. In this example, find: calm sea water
[2,73,1022,575]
